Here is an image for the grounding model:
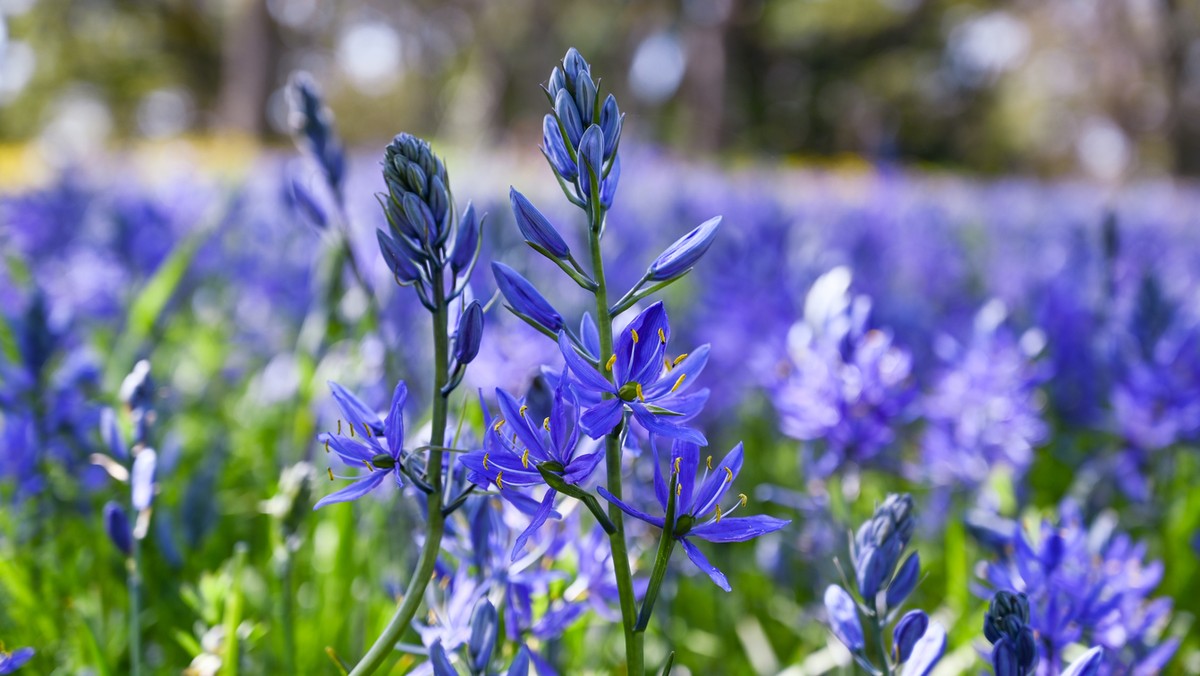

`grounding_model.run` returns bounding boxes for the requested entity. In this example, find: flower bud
[131,448,157,512]
[428,639,456,676]
[647,216,721,282]
[286,71,345,199]
[100,407,127,459]
[905,621,946,676]
[104,501,132,555]
[554,89,584,146]
[542,114,577,181]
[510,188,570,259]
[454,301,484,366]
[600,94,622,158]
[450,202,482,273]
[562,48,590,90]
[892,610,928,663]
[547,66,566,99]
[377,230,423,284]
[886,551,920,609]
[574,71,597,126]
[492,263,563,332]
[823,584,864,653]
[576,124,605,198]
[506,646,531,676]
[600,155,620,209]
[468,598,498,673]
[289,176,327,230]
